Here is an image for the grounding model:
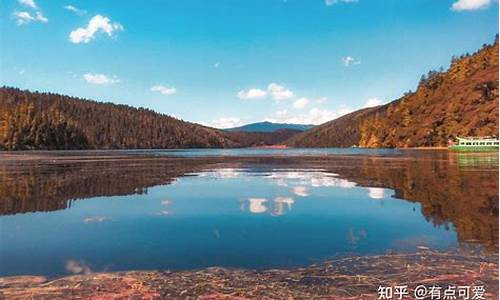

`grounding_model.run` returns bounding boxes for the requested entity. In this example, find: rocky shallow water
[0,250,497,299]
